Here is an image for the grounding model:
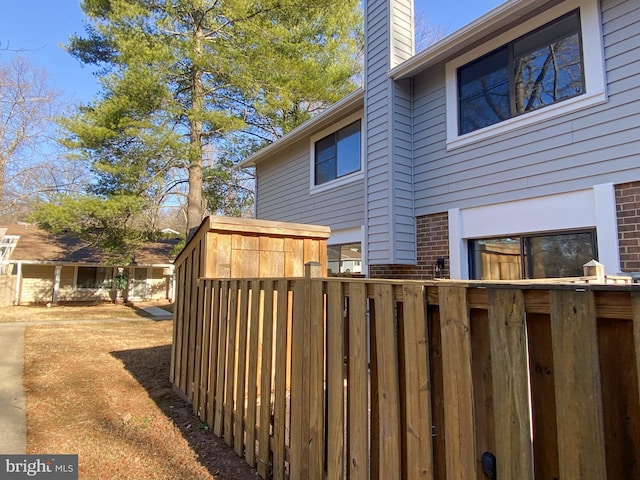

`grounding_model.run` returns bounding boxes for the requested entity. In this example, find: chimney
[364,0,416,266]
